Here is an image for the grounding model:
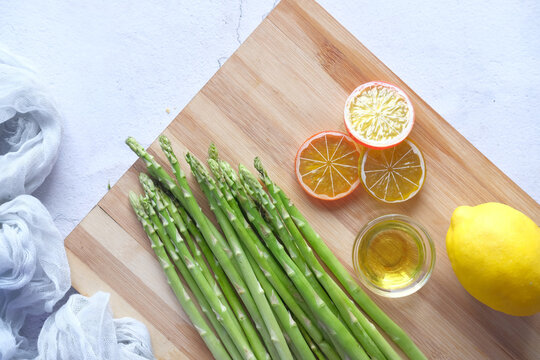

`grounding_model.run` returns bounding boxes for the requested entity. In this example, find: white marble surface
[1,0,538,240]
